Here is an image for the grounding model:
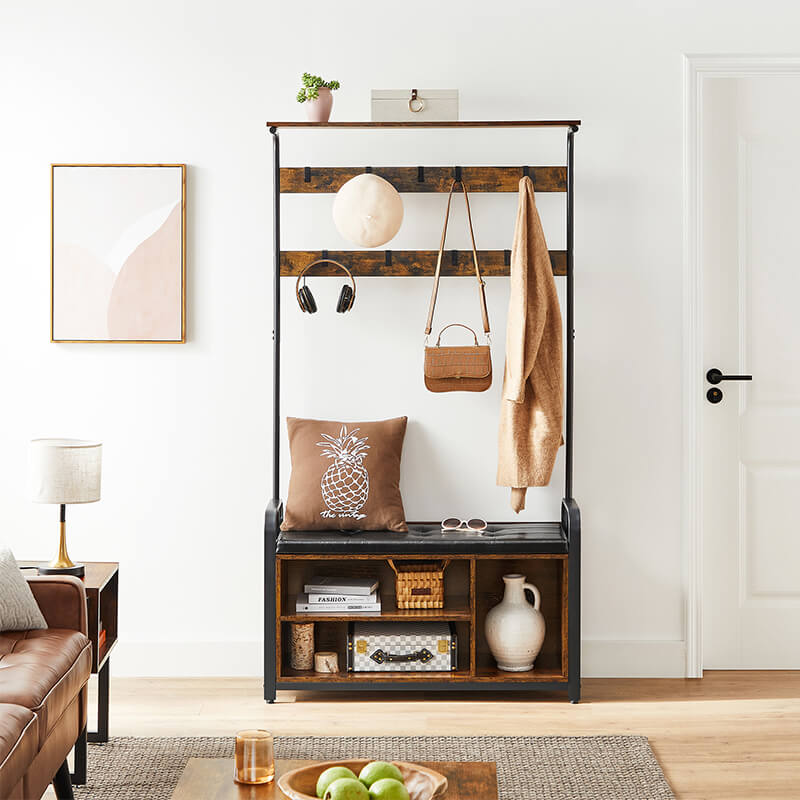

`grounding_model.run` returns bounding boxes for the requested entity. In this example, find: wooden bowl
[278,759,448,800]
